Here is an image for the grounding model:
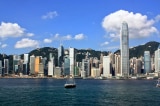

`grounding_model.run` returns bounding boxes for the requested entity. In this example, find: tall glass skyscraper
[144,51,151,73]
[120,21,129,77]
[58,44,64,67]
